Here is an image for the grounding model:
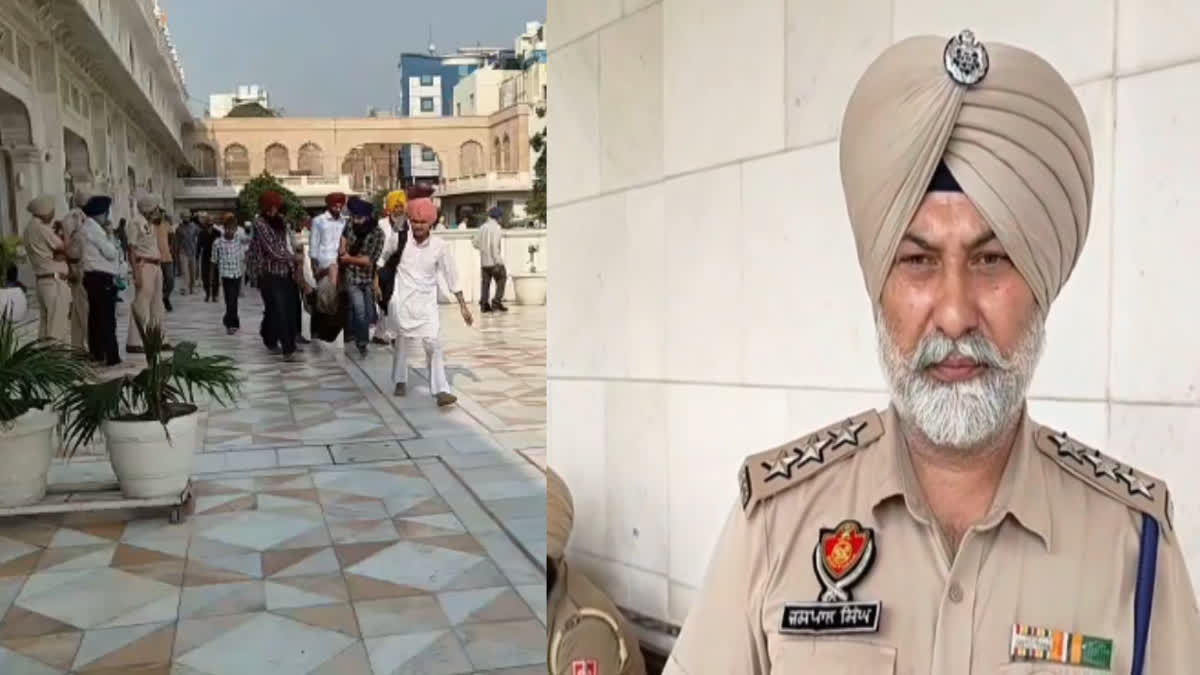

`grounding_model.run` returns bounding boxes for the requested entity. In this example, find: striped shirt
[249,218,294,278]
[212,237,245,279]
